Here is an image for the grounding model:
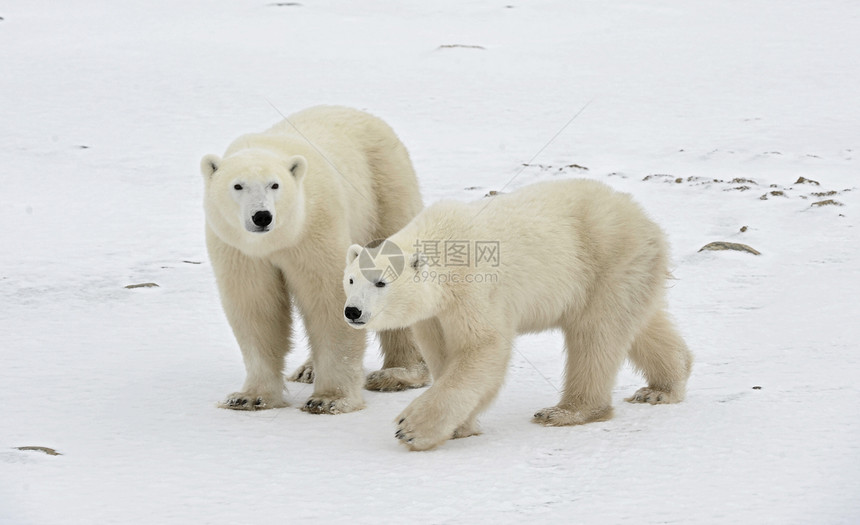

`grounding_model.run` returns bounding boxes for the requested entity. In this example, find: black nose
[252,210,272,227]
[344,306,362,320]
